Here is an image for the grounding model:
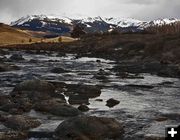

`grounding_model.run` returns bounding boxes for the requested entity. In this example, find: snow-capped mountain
[10,15,180,36]
[103,17,143,28]
[10,15,73,26]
